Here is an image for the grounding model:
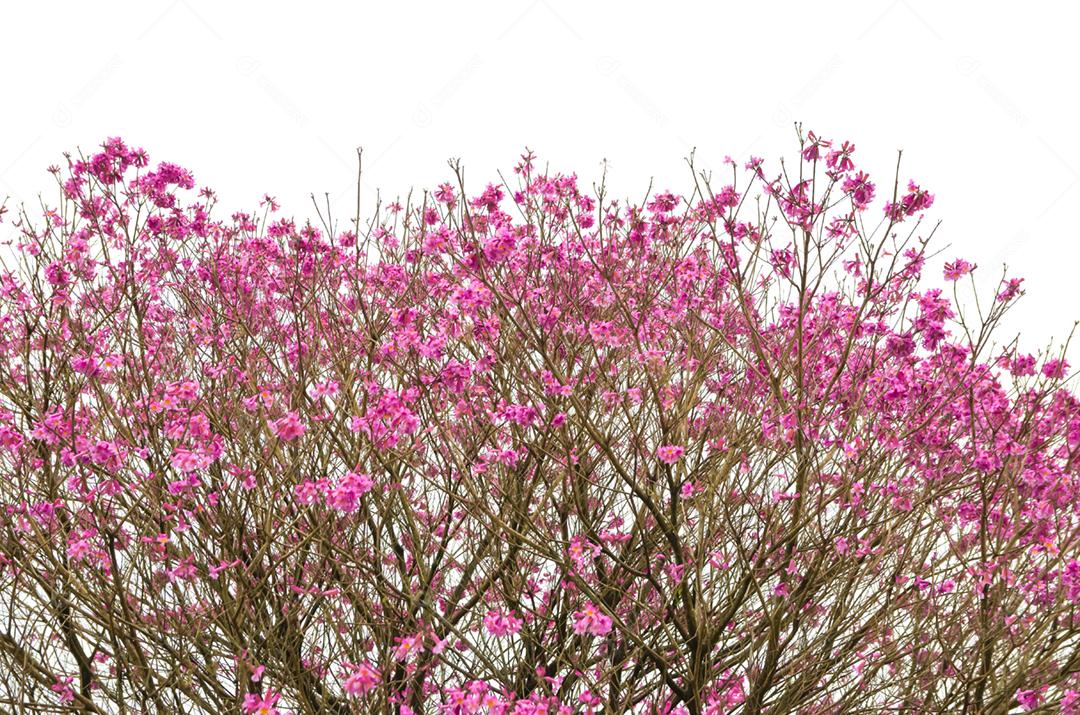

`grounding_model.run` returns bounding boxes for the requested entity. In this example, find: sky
[2,0,1078,360]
